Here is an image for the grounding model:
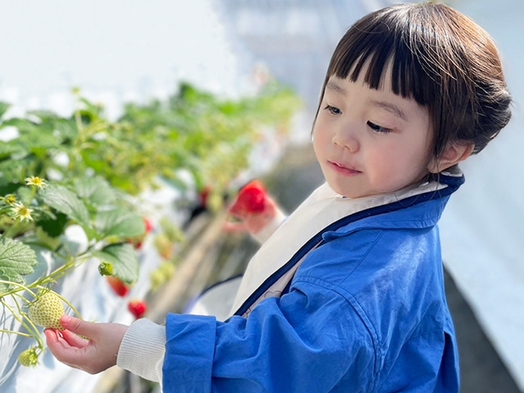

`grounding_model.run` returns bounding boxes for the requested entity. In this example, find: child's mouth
[328,161,361,176]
